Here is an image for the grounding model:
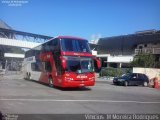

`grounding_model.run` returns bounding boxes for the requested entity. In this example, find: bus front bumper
[61,80,95,88]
